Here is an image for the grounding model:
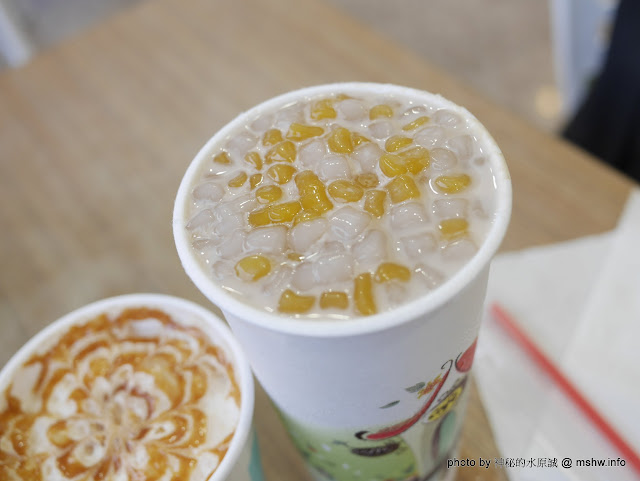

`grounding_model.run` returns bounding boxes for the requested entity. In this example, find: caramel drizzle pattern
[0,308,241,481]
